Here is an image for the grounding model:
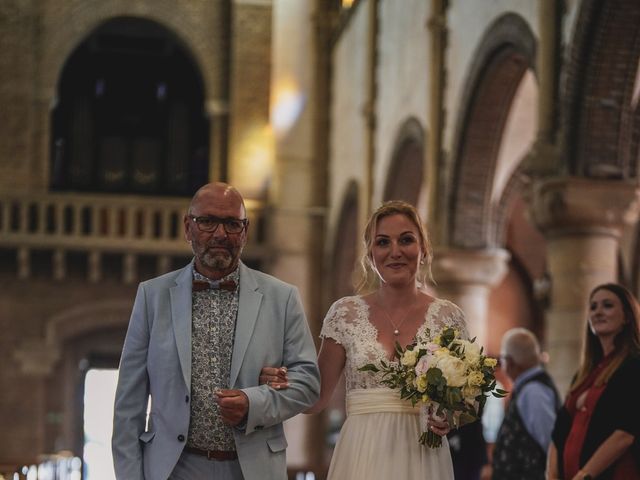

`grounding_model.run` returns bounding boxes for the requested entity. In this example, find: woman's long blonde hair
[570,283,640,391]
[356,200,433,292]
